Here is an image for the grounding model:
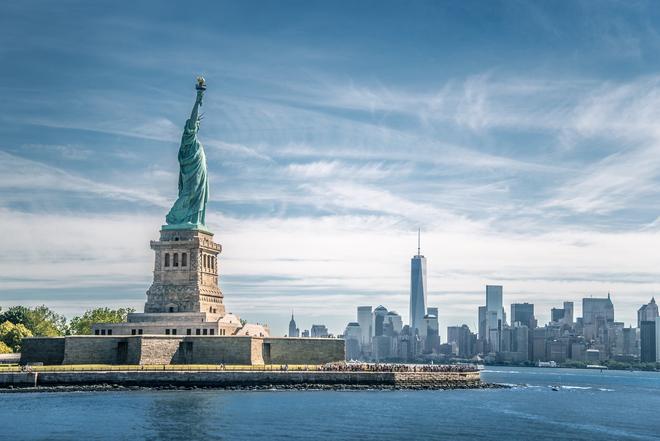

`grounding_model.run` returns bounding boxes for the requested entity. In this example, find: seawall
[0,370,481,390]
